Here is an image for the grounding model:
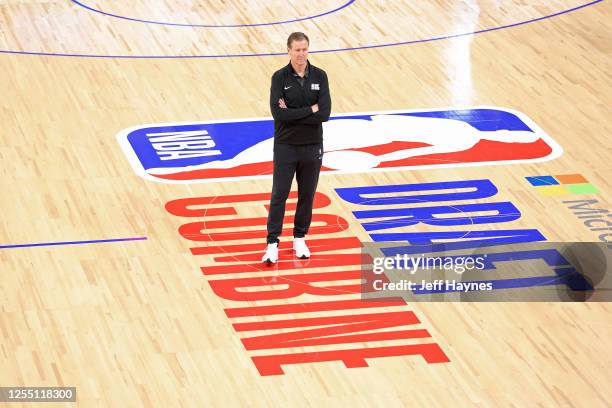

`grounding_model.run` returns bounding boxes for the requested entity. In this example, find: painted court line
[0,237,147,249]
[0,0,603,58]
[70,0,355,27]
